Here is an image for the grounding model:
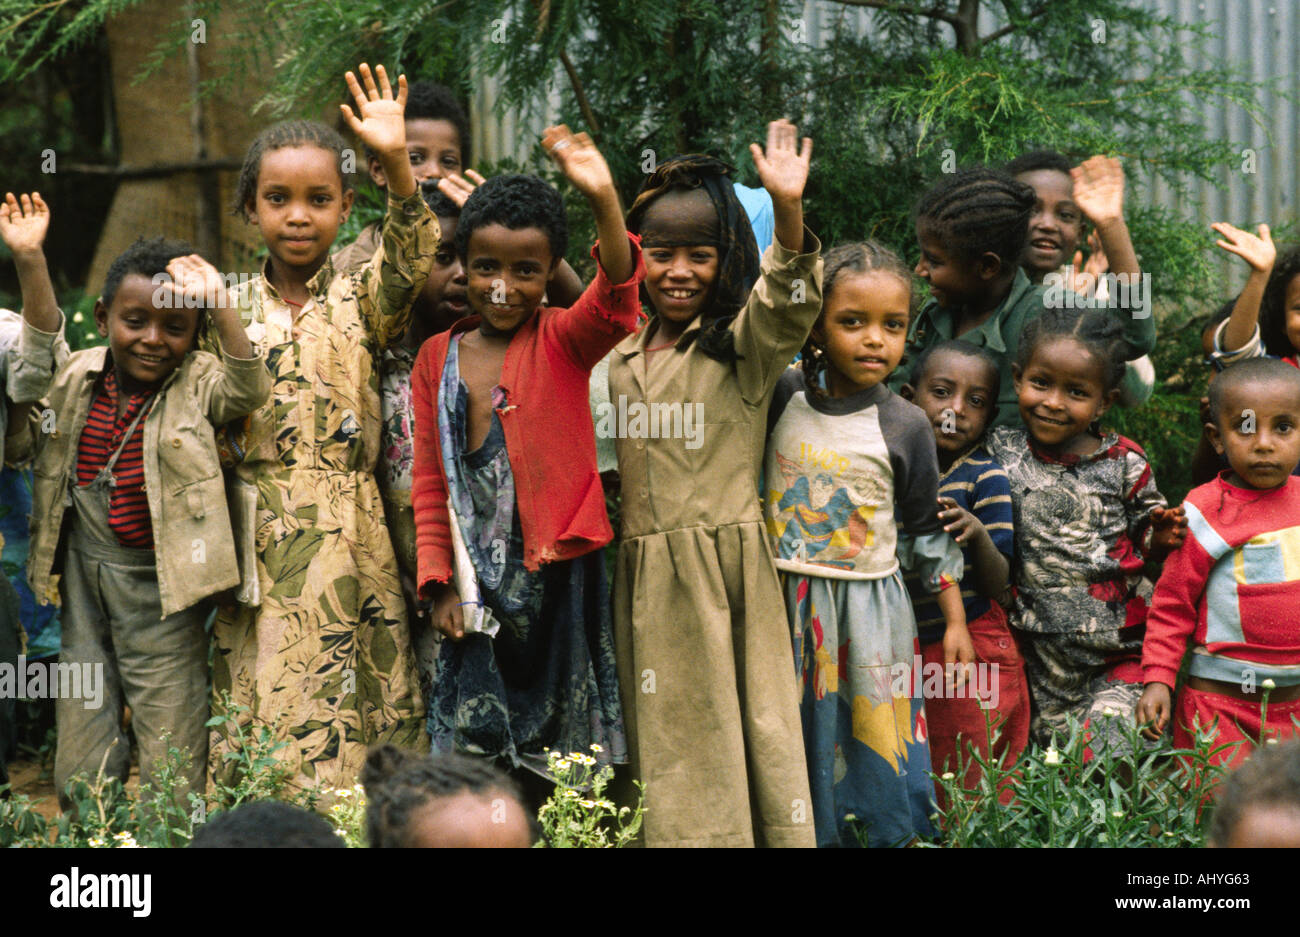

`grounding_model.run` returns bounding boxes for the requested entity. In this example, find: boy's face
[94,273,199,389]
[1208,379,1300,489]
[414,214,469,333]
[905,351,998,459]
[464,223,557,335]
[1017,168,1082,279]
[369,118,463,187]
[246,145,353,275]
[914,228,996,309]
